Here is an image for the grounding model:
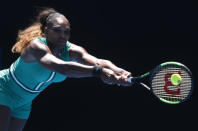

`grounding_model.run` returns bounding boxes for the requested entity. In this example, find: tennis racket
[127,62,193,104]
